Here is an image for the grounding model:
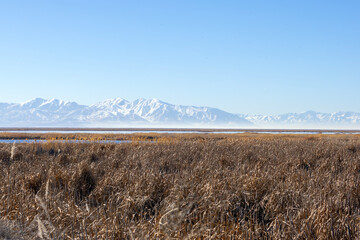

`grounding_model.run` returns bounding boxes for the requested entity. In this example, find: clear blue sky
[0,1,359,114]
